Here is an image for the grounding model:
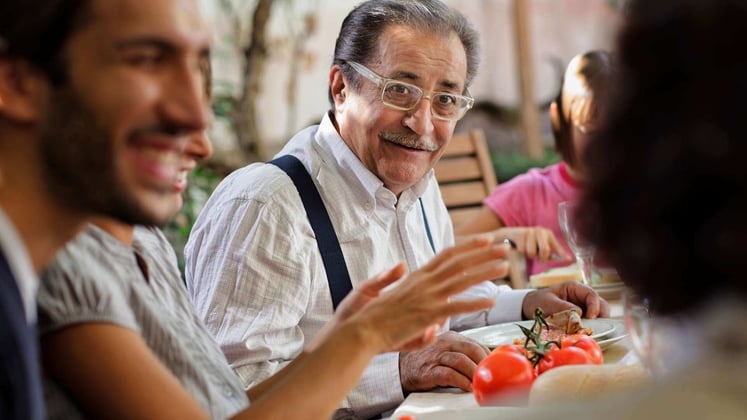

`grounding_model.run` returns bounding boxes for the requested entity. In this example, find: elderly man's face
[38,0,212,225]
[334,25,468,196]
